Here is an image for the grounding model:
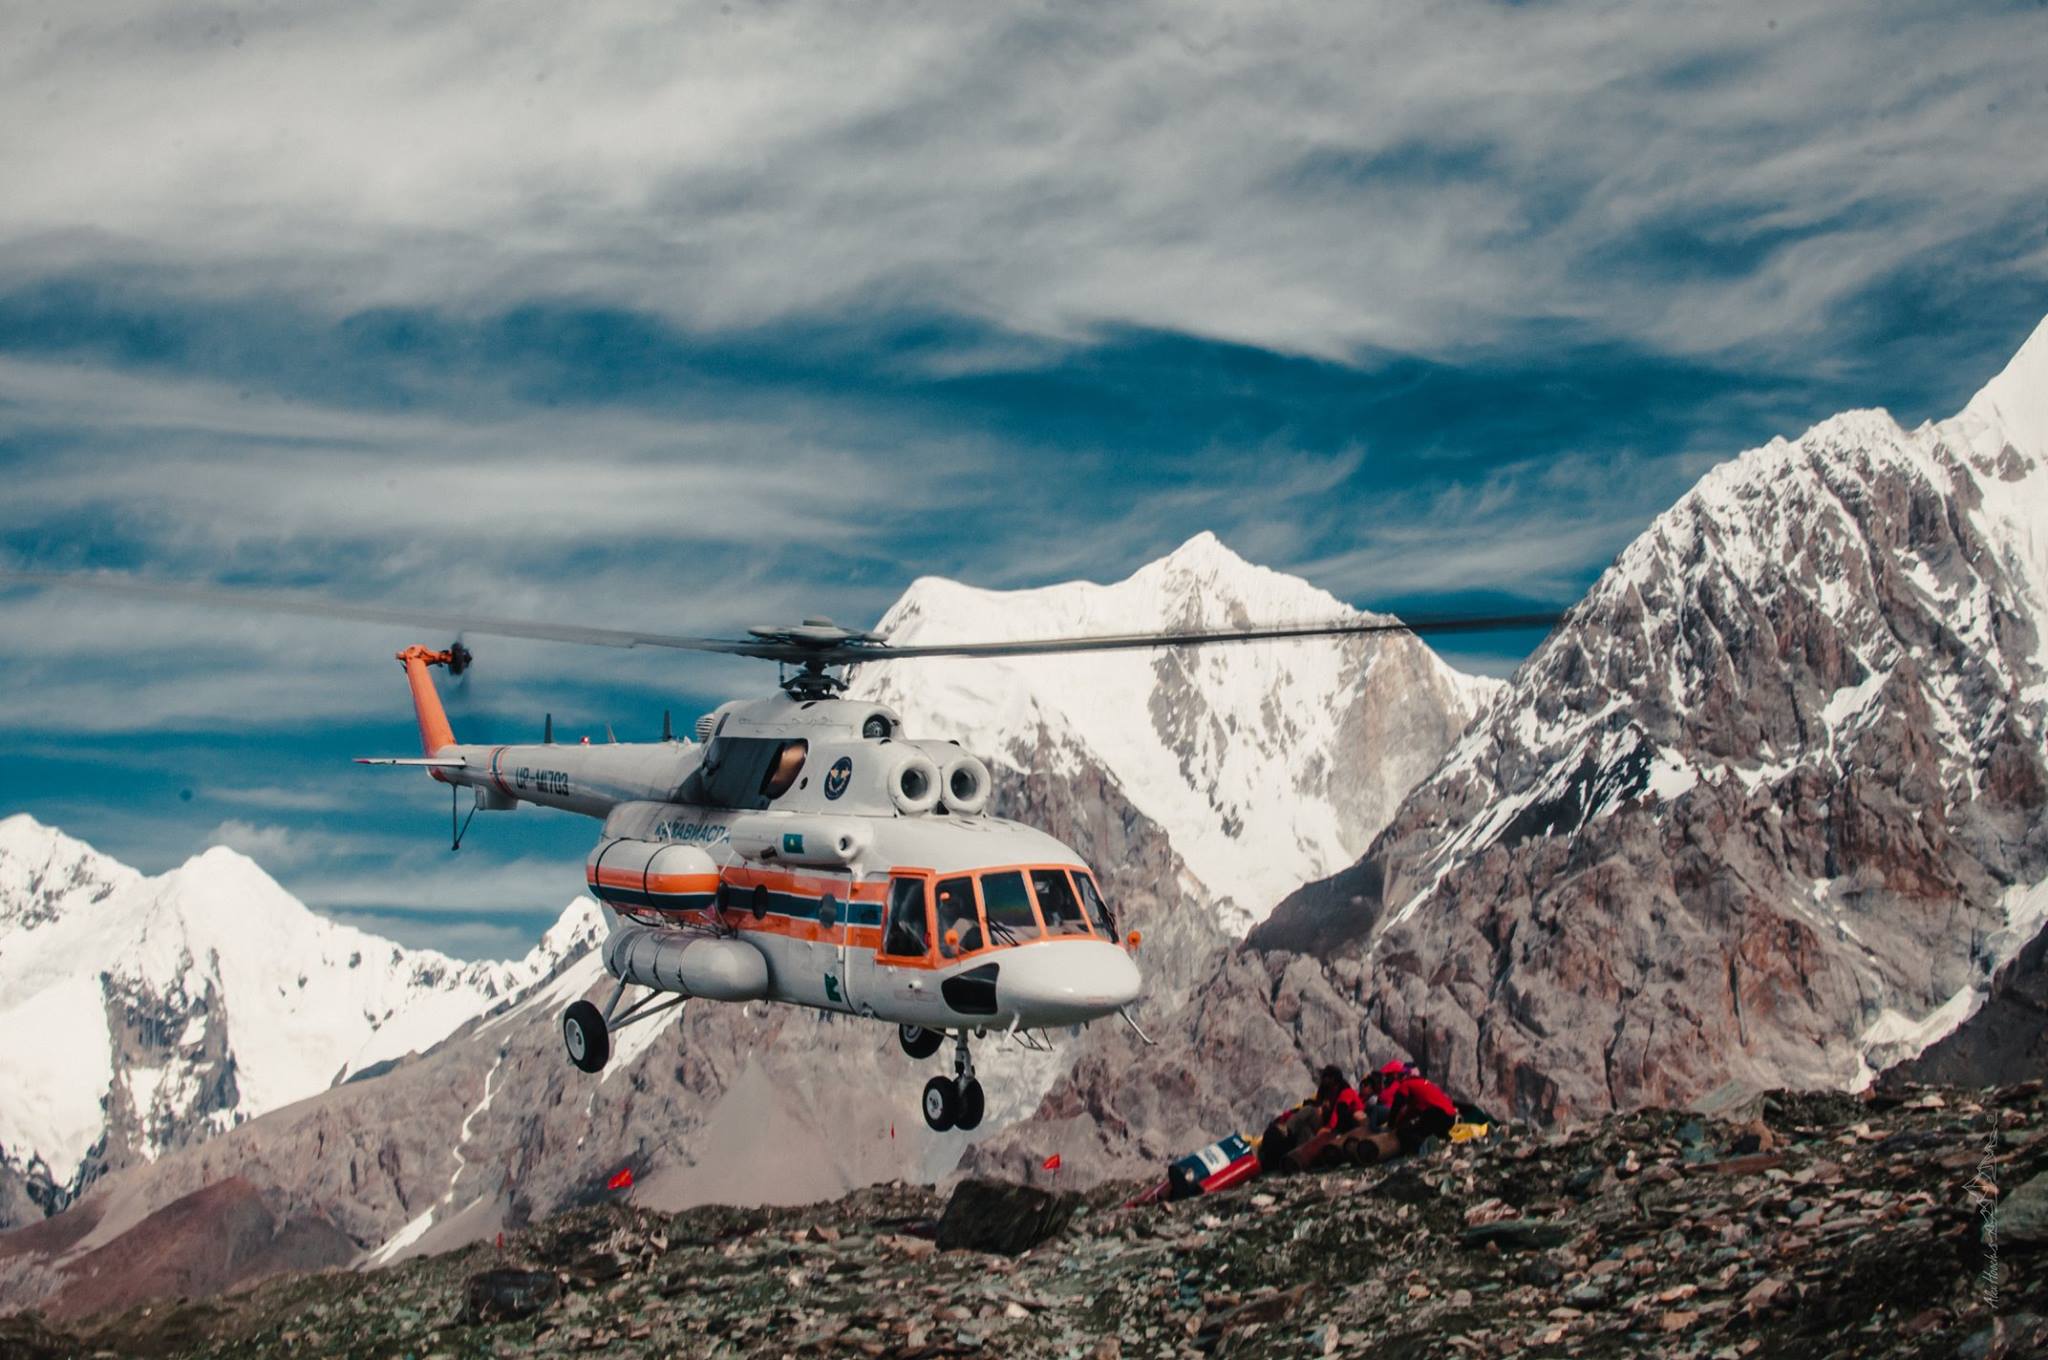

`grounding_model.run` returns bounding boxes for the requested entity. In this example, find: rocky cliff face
[969,316,2048,1183]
